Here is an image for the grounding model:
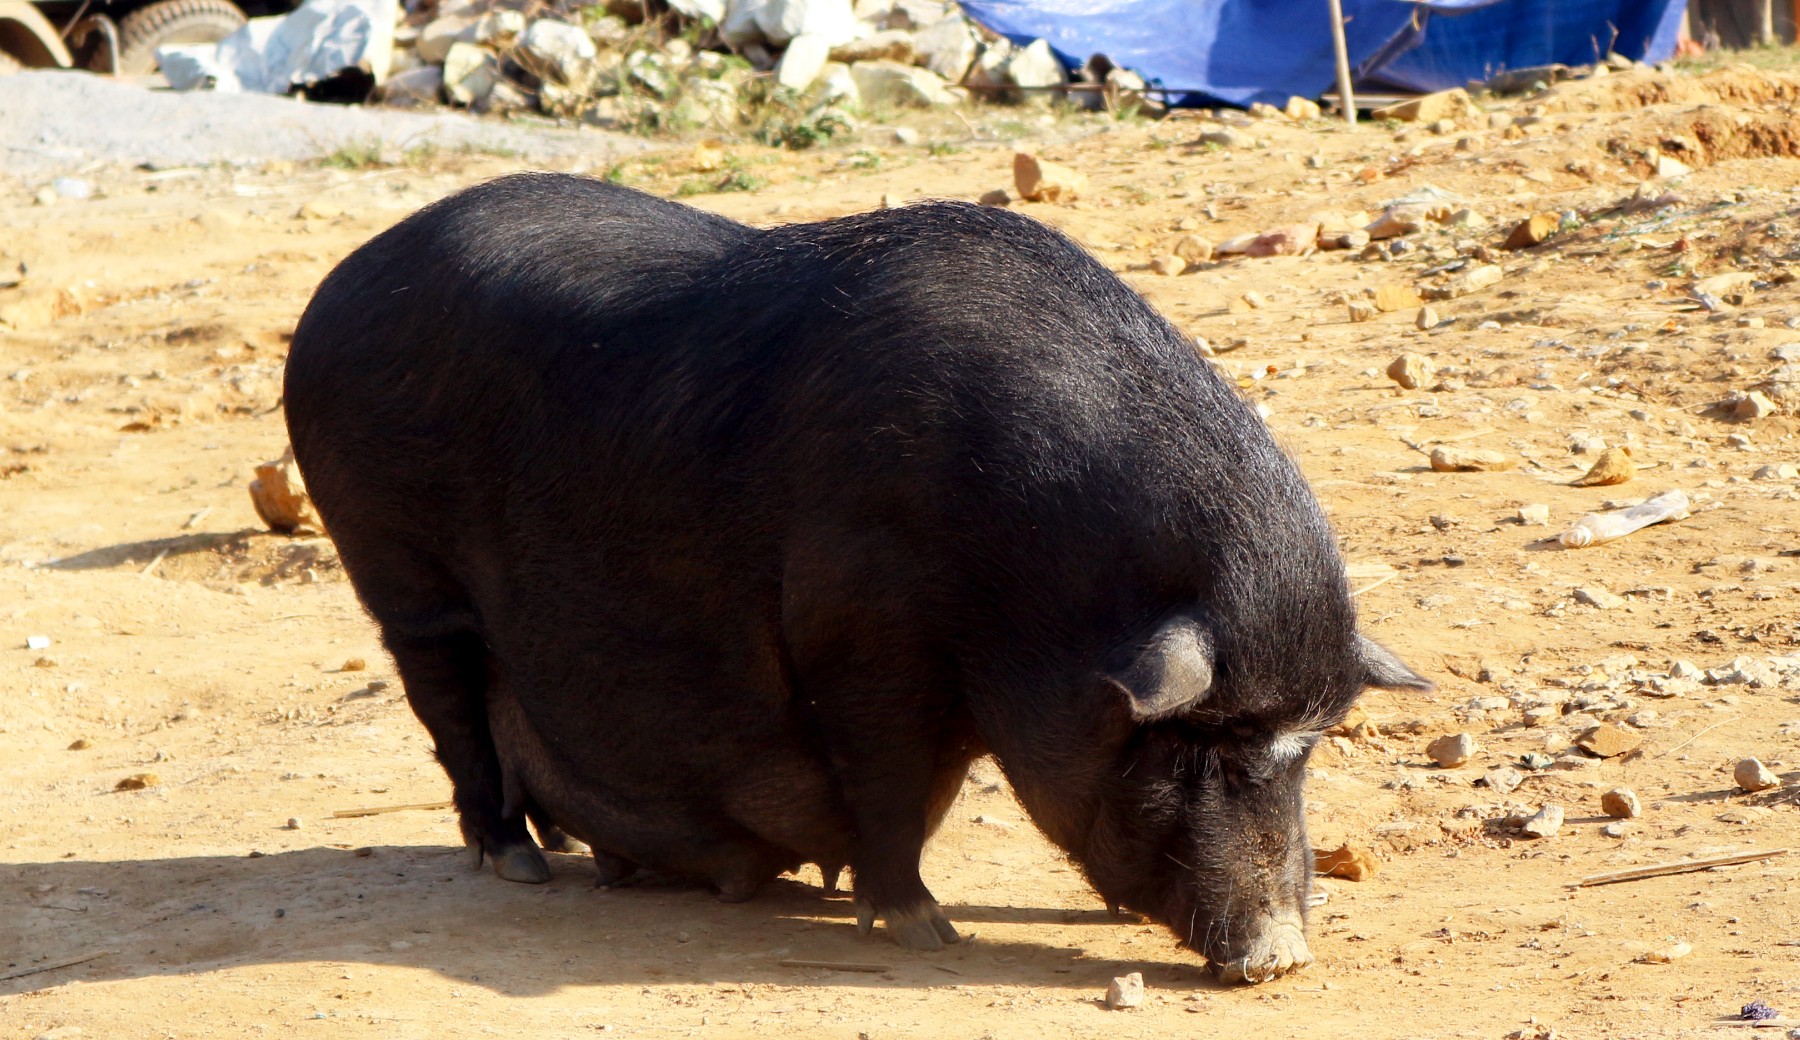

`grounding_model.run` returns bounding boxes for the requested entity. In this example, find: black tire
[116,0,247,76]
[0,51,23,76]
